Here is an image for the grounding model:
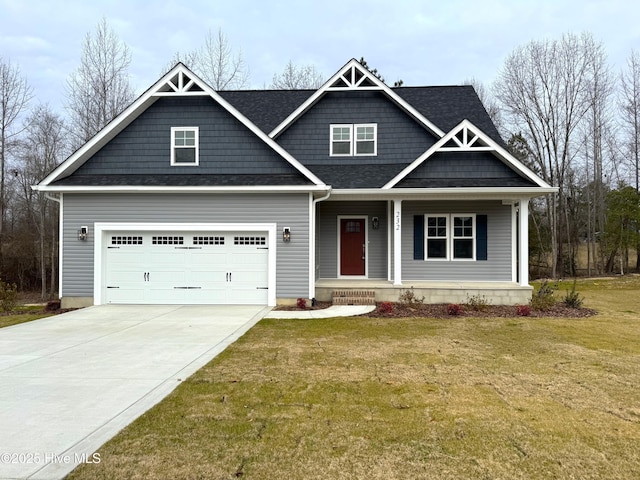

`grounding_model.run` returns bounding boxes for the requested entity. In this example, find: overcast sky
[1,0,638,115]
